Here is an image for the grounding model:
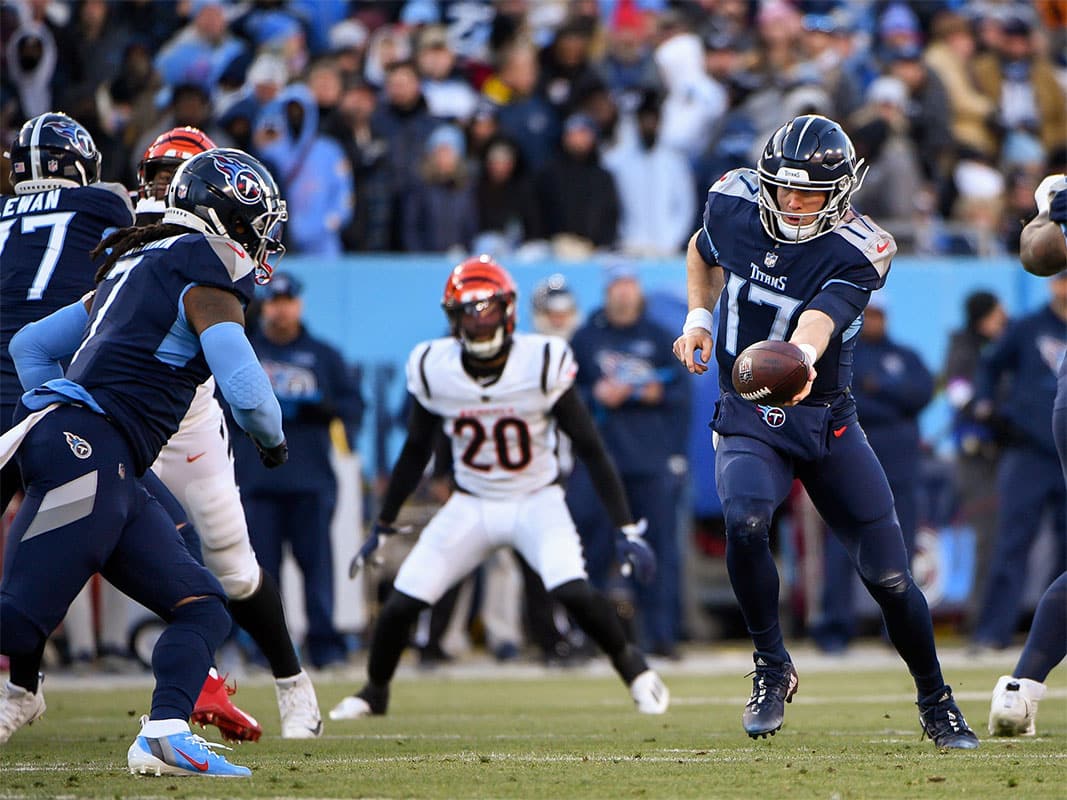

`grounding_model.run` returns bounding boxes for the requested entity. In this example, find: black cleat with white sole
[918,686,980,750]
